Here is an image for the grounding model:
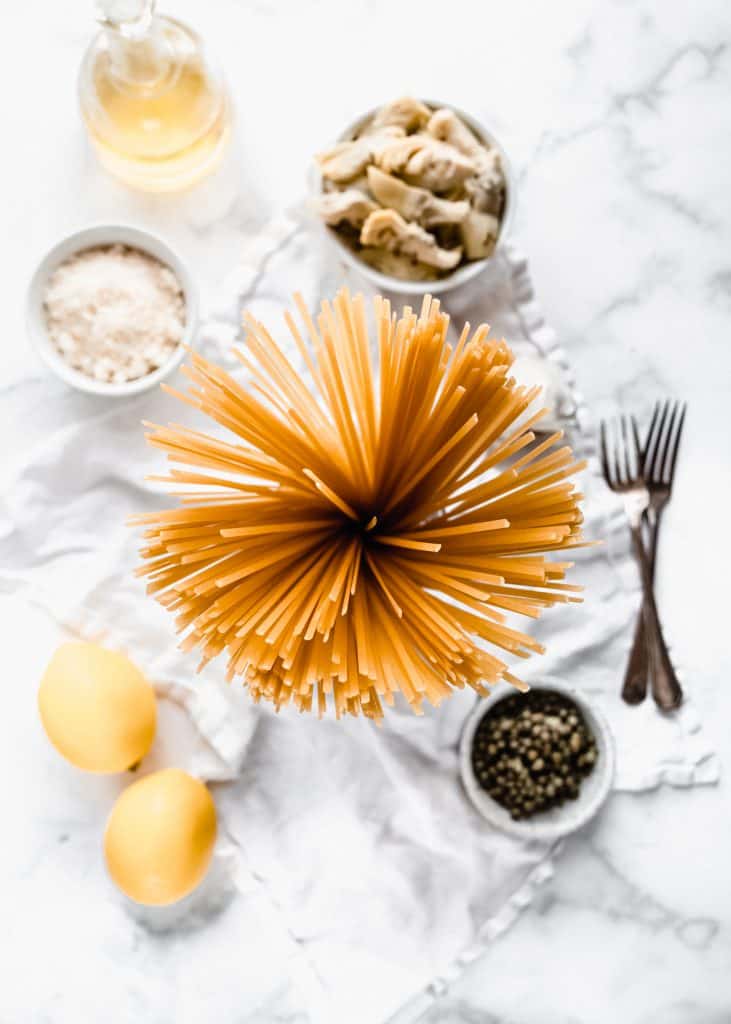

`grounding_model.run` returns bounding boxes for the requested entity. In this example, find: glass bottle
[78,0,232,191]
